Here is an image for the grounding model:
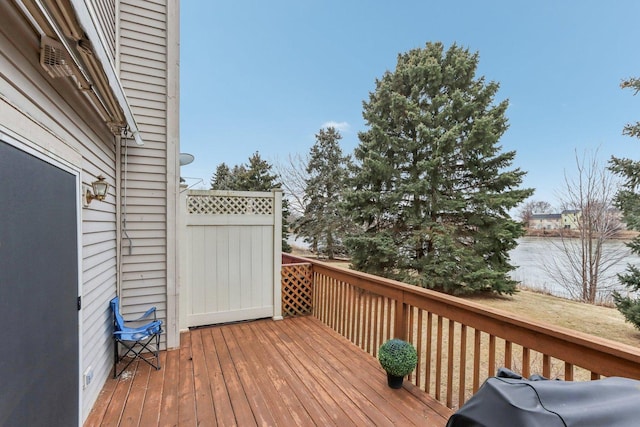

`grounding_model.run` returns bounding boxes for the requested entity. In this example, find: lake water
[509,237,640,301]
[289,233,640,302]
